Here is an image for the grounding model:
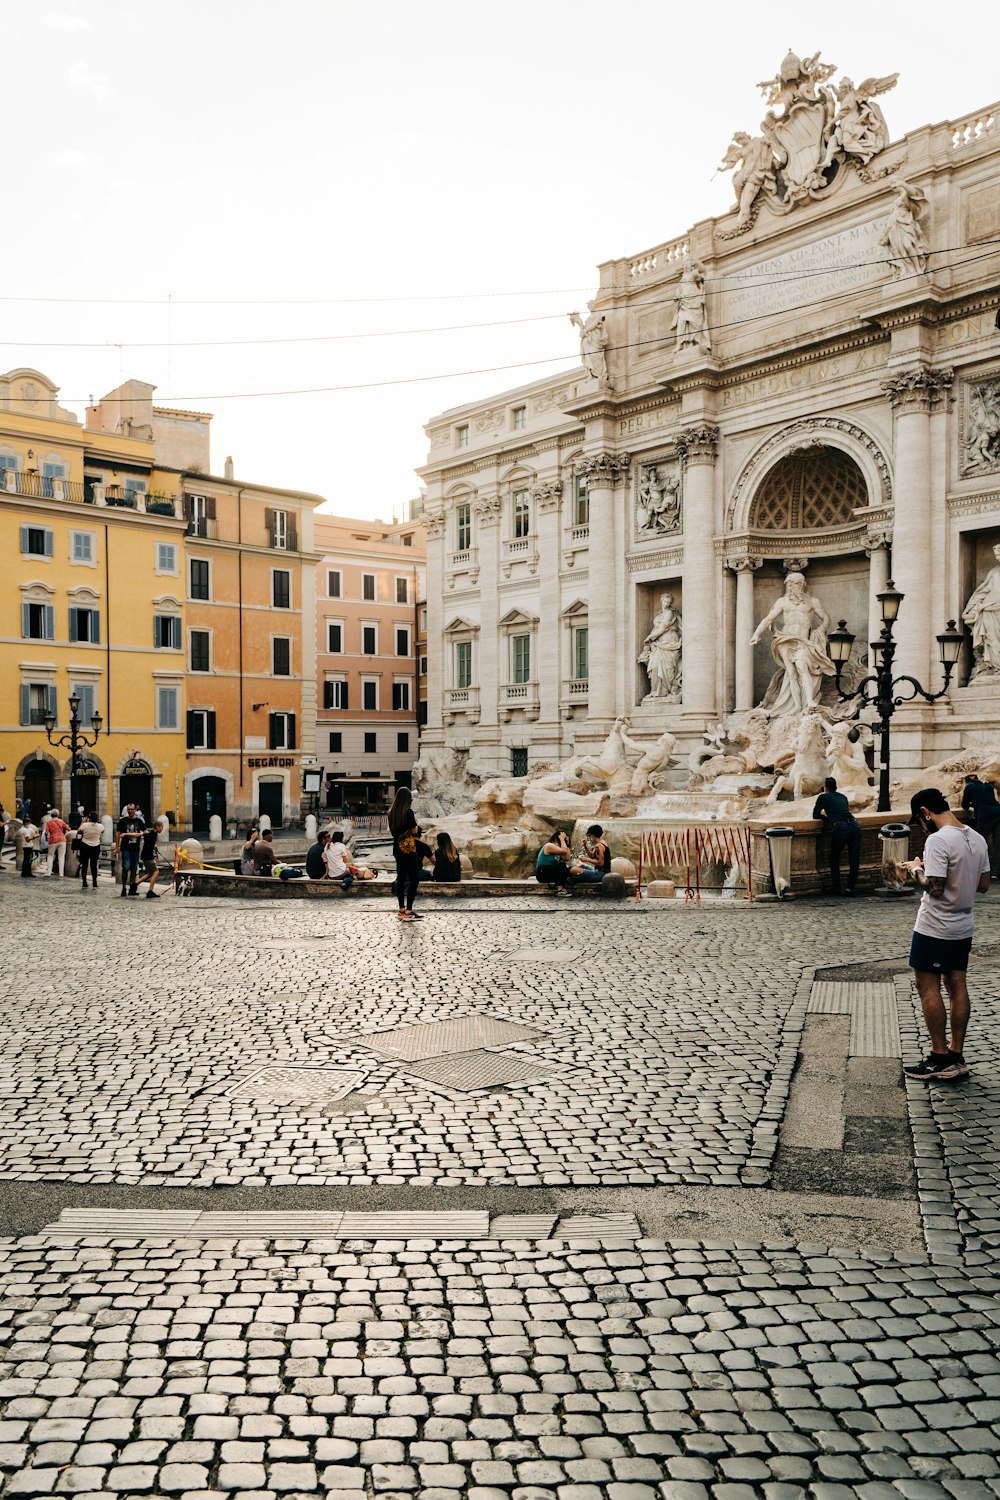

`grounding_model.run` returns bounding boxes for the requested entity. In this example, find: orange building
[313,513,426,815]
